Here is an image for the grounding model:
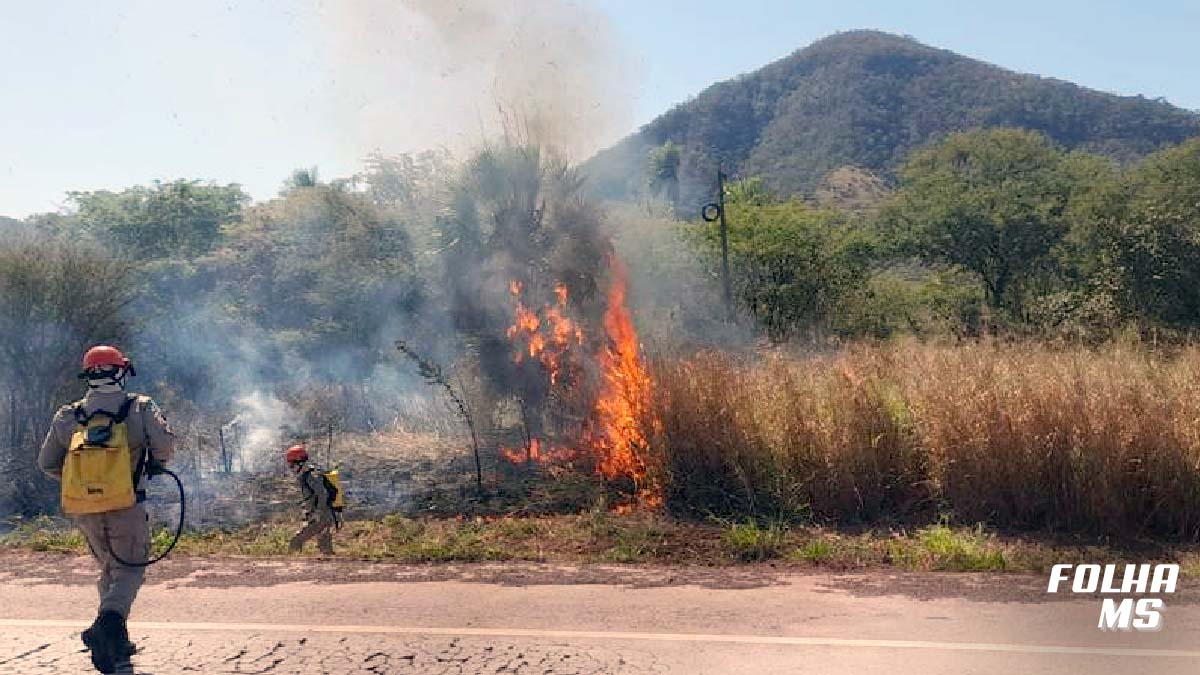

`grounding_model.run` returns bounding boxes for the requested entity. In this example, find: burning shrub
[426,143,661,503]
[435,145,607,437]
